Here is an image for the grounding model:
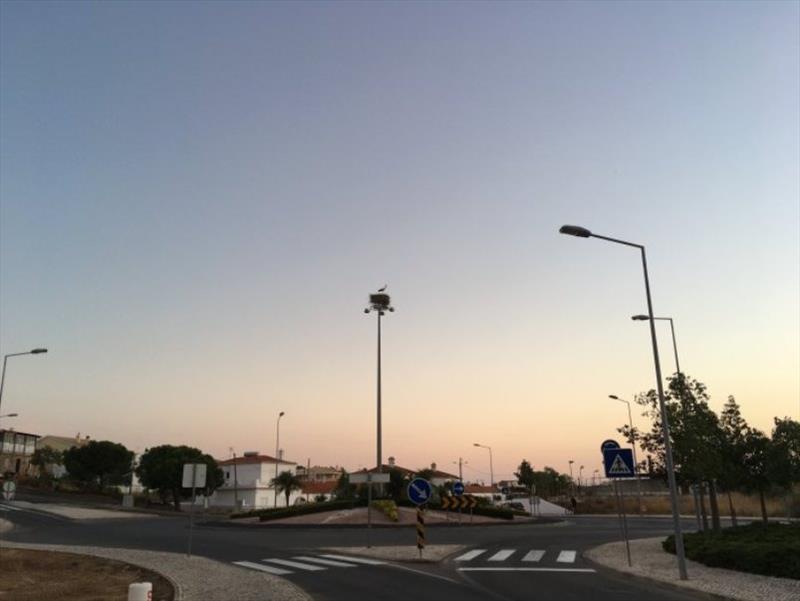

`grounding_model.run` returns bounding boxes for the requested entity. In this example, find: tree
[271,470,303,507]
[718,396,750,525]
[30,446,64,479]
[135,445,223,511]
[768,417,800,493]
[333,469,355,500]
[63,440,134,490]
[740,429,772,524]
[514,460,535,490]
[386,468,408,502]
